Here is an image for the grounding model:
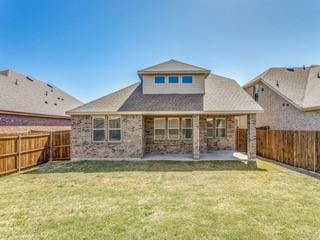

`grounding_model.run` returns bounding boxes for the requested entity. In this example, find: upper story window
[168,76,179,84]
[182,75,193,84]
[253,84,260,102]
[154,76,165,84]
